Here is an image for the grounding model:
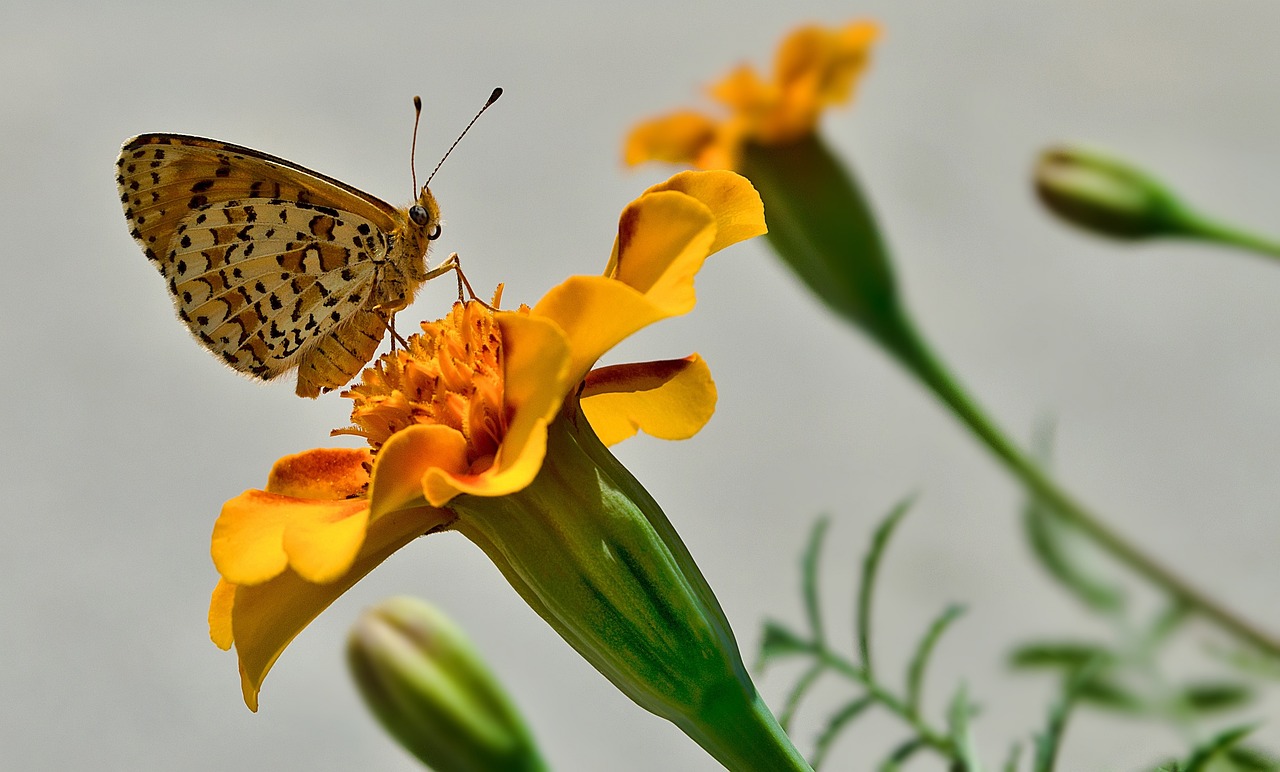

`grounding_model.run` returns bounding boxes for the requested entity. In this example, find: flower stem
[878,314,1280,657]
[1177,211,1280,261]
